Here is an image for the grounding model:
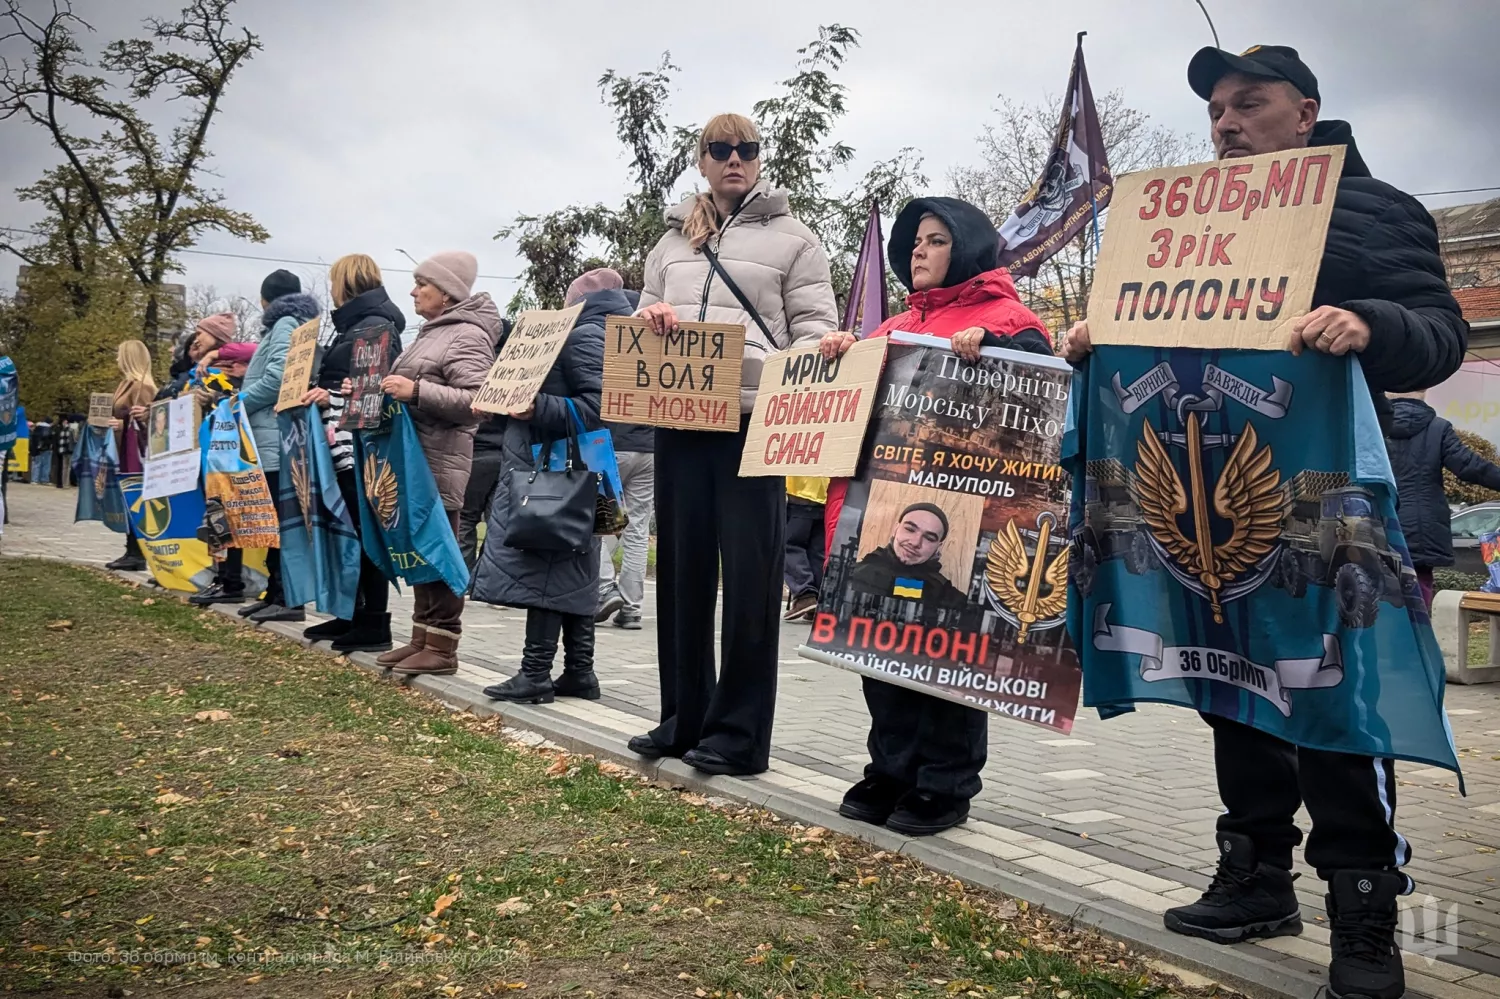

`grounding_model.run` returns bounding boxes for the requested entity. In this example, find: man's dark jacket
[1310,120,1467,431]
[1385,398,1500,567]
[848,545,968,611]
